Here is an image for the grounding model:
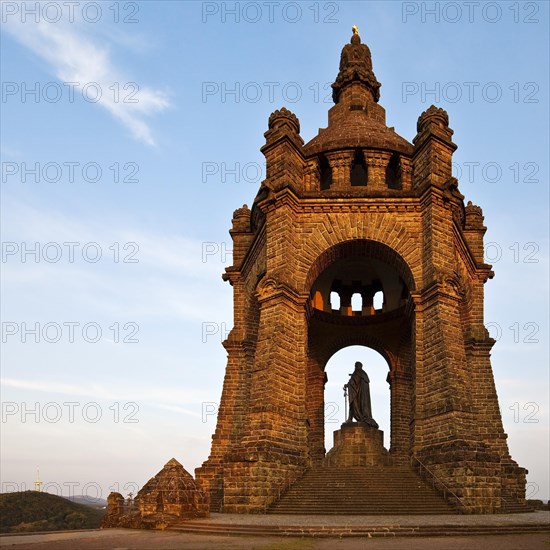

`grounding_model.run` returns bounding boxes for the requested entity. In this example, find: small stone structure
[102,458,208,529]
[102,492,128,527]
